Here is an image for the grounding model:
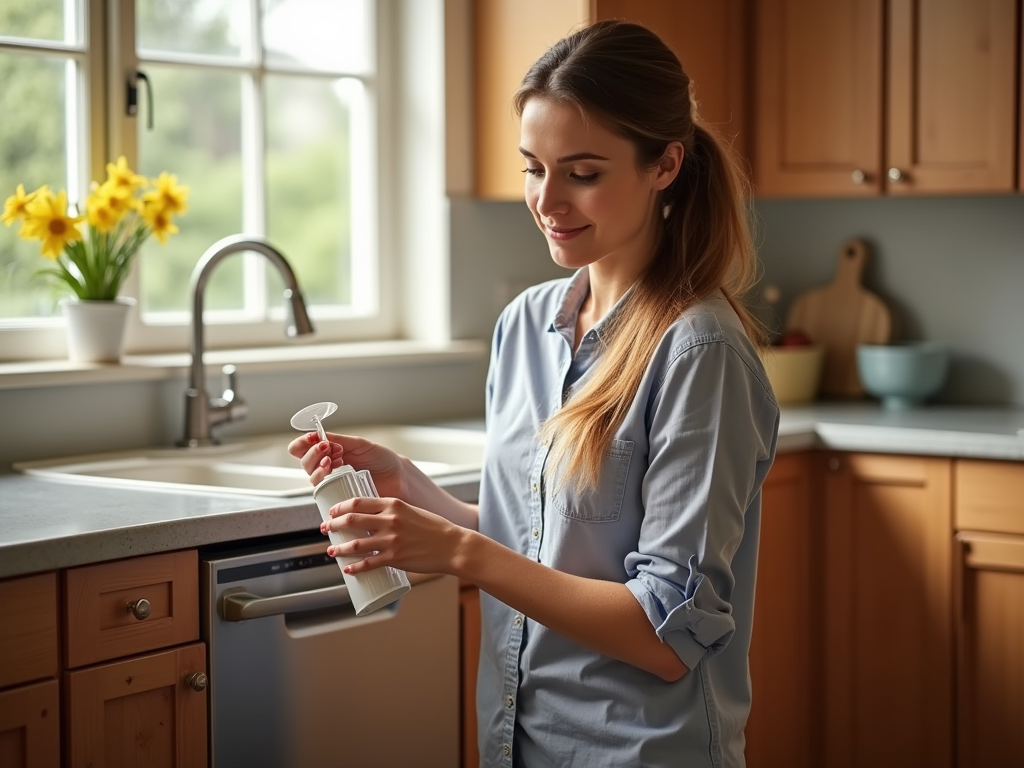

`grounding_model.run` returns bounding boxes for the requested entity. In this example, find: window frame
[0,0,400,361]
